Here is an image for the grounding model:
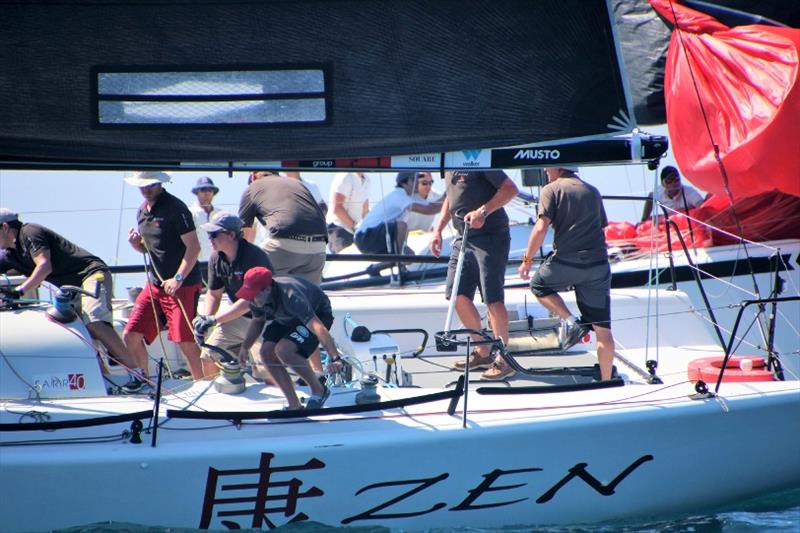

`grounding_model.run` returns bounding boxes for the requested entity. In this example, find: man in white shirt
[326,172,370,252]
[404,172,444,232]
[641,166,705,222]
[355,172,442,255]
[188,176,221,270]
